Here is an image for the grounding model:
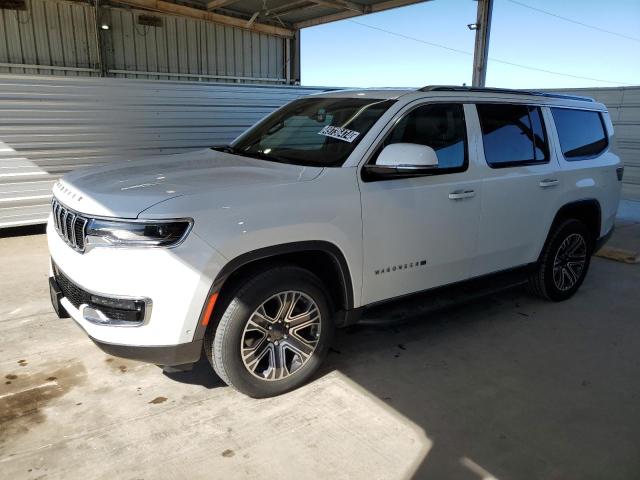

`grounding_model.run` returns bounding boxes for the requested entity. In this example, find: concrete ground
[1,208,639,480]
